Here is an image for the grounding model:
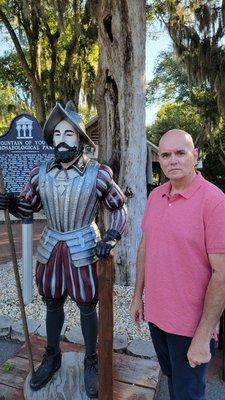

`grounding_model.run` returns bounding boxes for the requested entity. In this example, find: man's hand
[95,240,115,258]
[187,337,211,368]
[0,193,17,210]
[95,229,121,259]
[130,295,144,328]
[187,253,225,368]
